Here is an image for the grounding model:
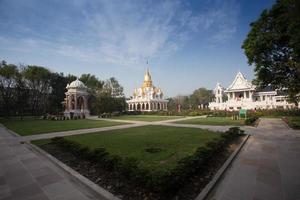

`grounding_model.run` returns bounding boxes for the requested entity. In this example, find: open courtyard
[0,116,299,200]
[0,0,299,199]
